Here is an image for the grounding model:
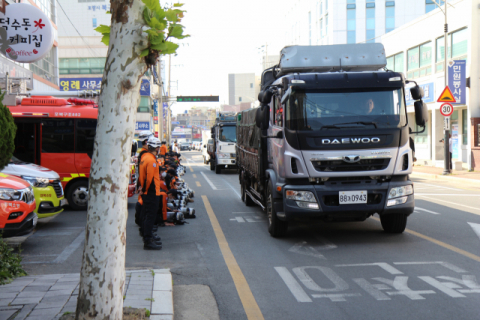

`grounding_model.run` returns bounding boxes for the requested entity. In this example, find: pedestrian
[139,137,163,250]
[160,141,168,156]
[135,130,154,226]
